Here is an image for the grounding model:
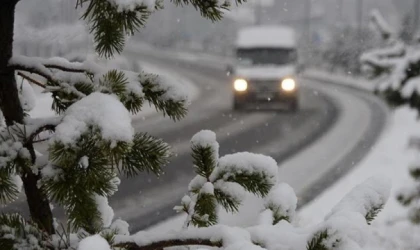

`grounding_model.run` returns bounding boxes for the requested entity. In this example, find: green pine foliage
[0,0,395,249]
[177,131,277,228]
[0,213,46,250]
[306,229,330,250]
[77,0,245,58]
[365,205,384,225]
[1,1,255,249]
